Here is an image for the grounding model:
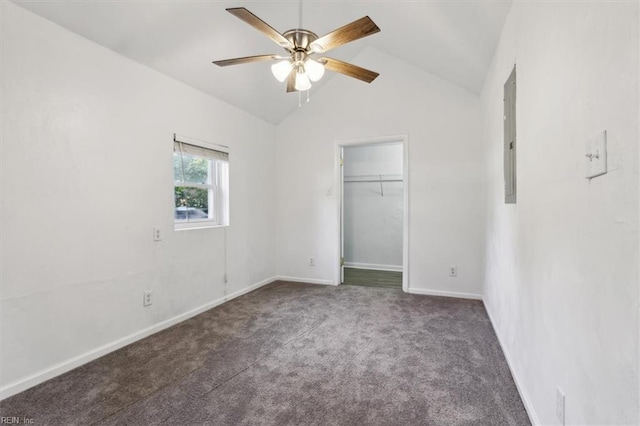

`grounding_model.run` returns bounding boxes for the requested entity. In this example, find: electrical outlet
[309,257,315,267]
[143,290,153,307]
[556,386,565,425]
[153,227,162,241]
[449,266,457,277]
